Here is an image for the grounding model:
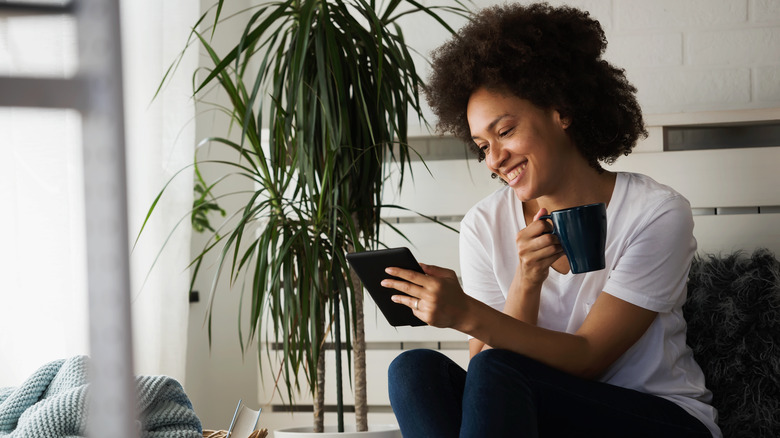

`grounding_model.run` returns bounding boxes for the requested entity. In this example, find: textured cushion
[684,248,780,438]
